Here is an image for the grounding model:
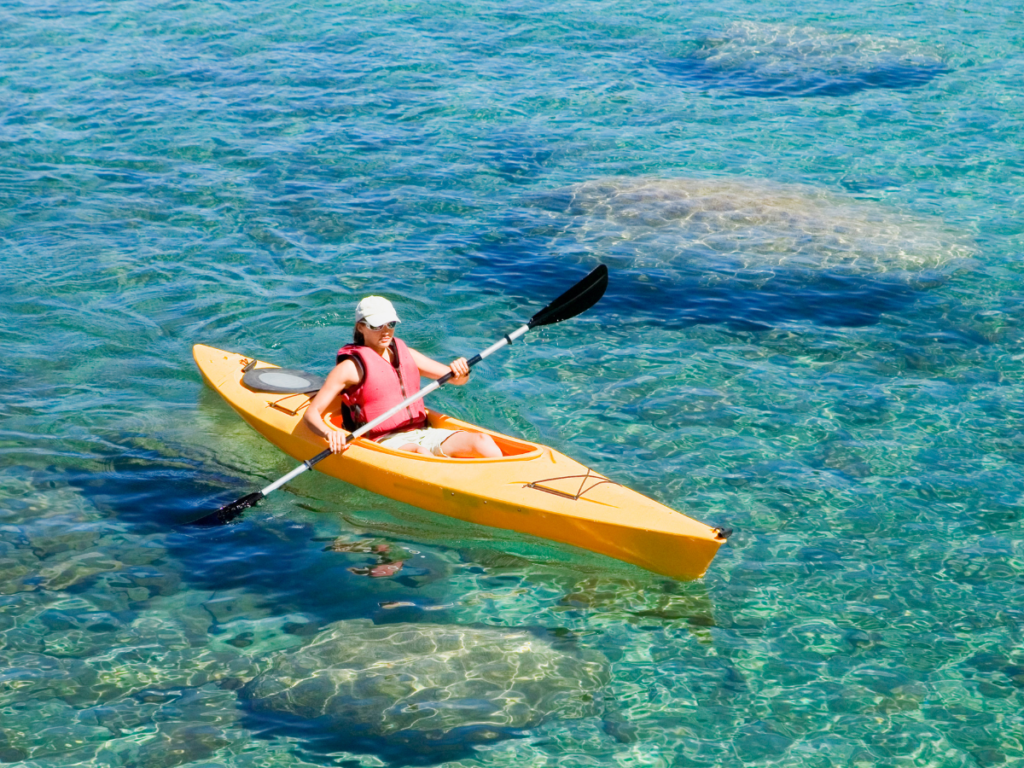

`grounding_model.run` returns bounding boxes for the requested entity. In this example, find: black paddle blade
[528,264,608,328]
[190,491,264,526]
